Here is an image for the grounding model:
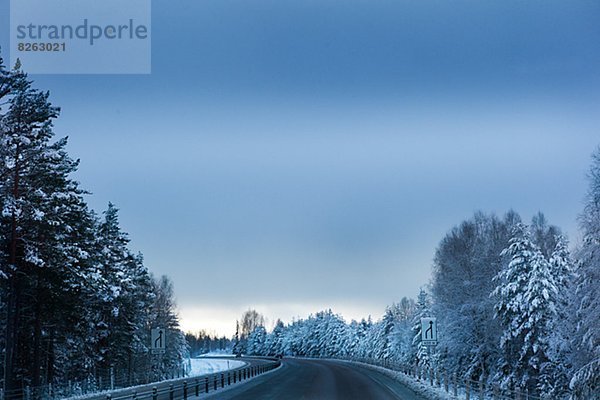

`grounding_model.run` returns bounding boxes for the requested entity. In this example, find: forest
[237,154,600,399]
[0,52,597,400]
[0,55,189,397]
